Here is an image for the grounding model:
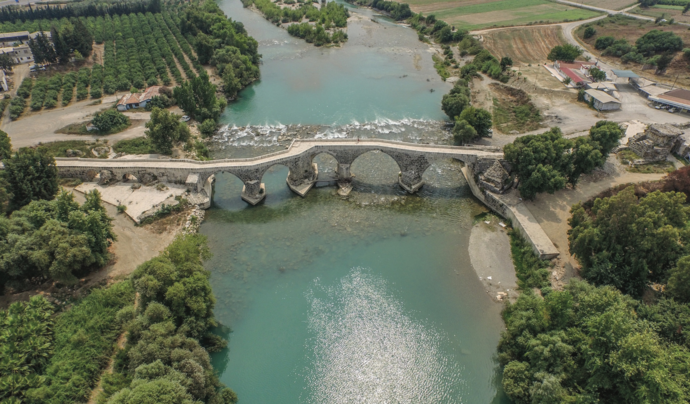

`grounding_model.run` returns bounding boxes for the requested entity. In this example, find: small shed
[584,89,621,111]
